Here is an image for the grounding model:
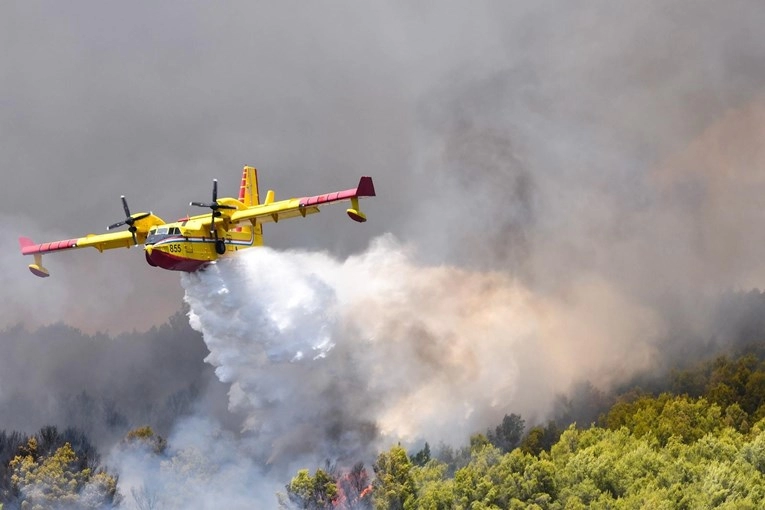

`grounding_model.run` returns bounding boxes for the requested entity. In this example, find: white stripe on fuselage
[151,231,255,248]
